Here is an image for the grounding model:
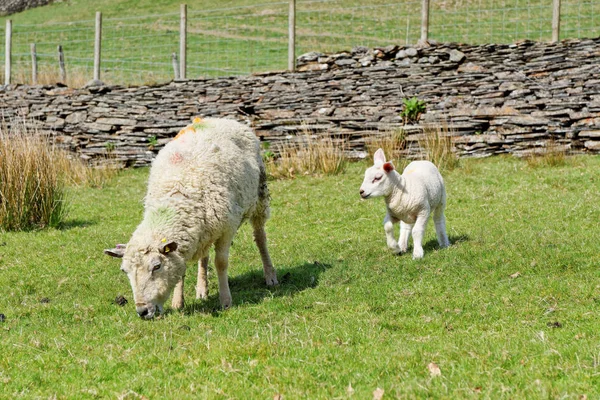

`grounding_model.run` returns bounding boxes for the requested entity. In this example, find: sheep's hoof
[196,288,209,300]
[219,295,232,310]
[171,298,184,310]
[265,276,279,286]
